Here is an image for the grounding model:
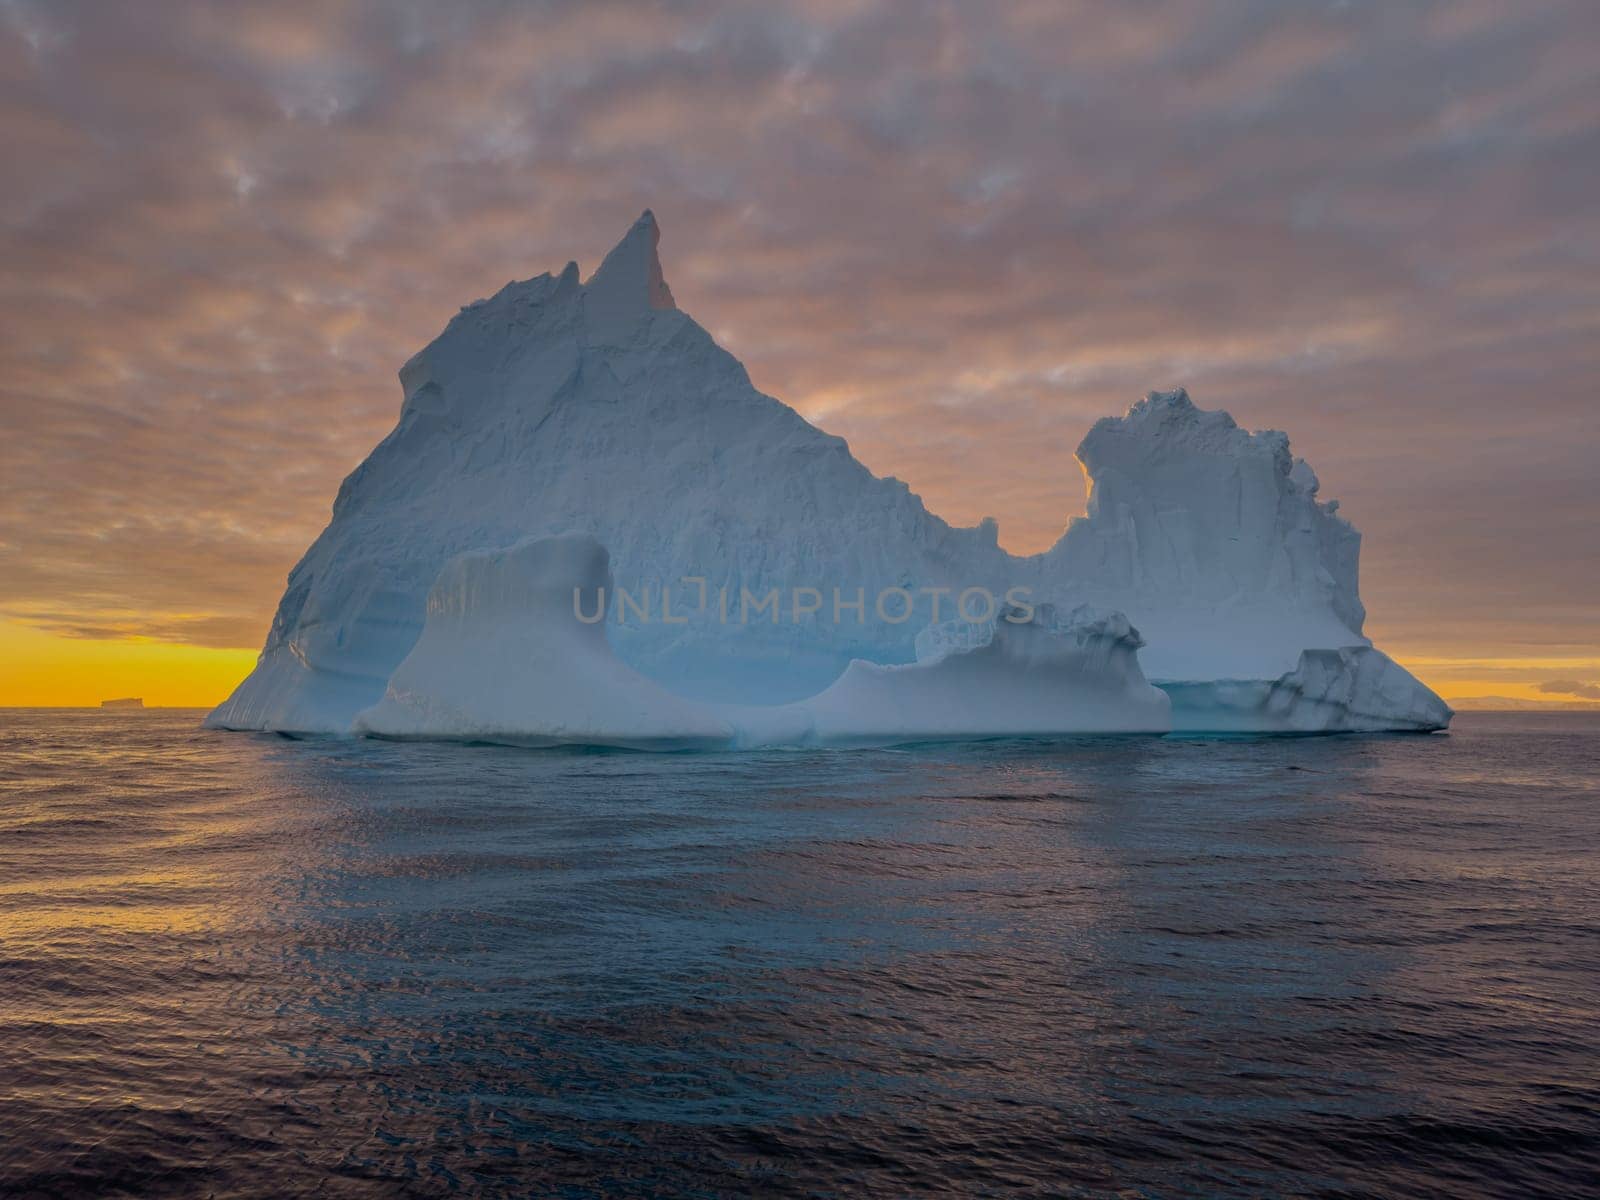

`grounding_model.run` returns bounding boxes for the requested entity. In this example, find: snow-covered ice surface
[355,536,1170,749]
[207,211,1449,743]
[354,535,732,750]
[1031,388,1451,732]
[1041,389,1366,685]
[792,604,1172,746]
